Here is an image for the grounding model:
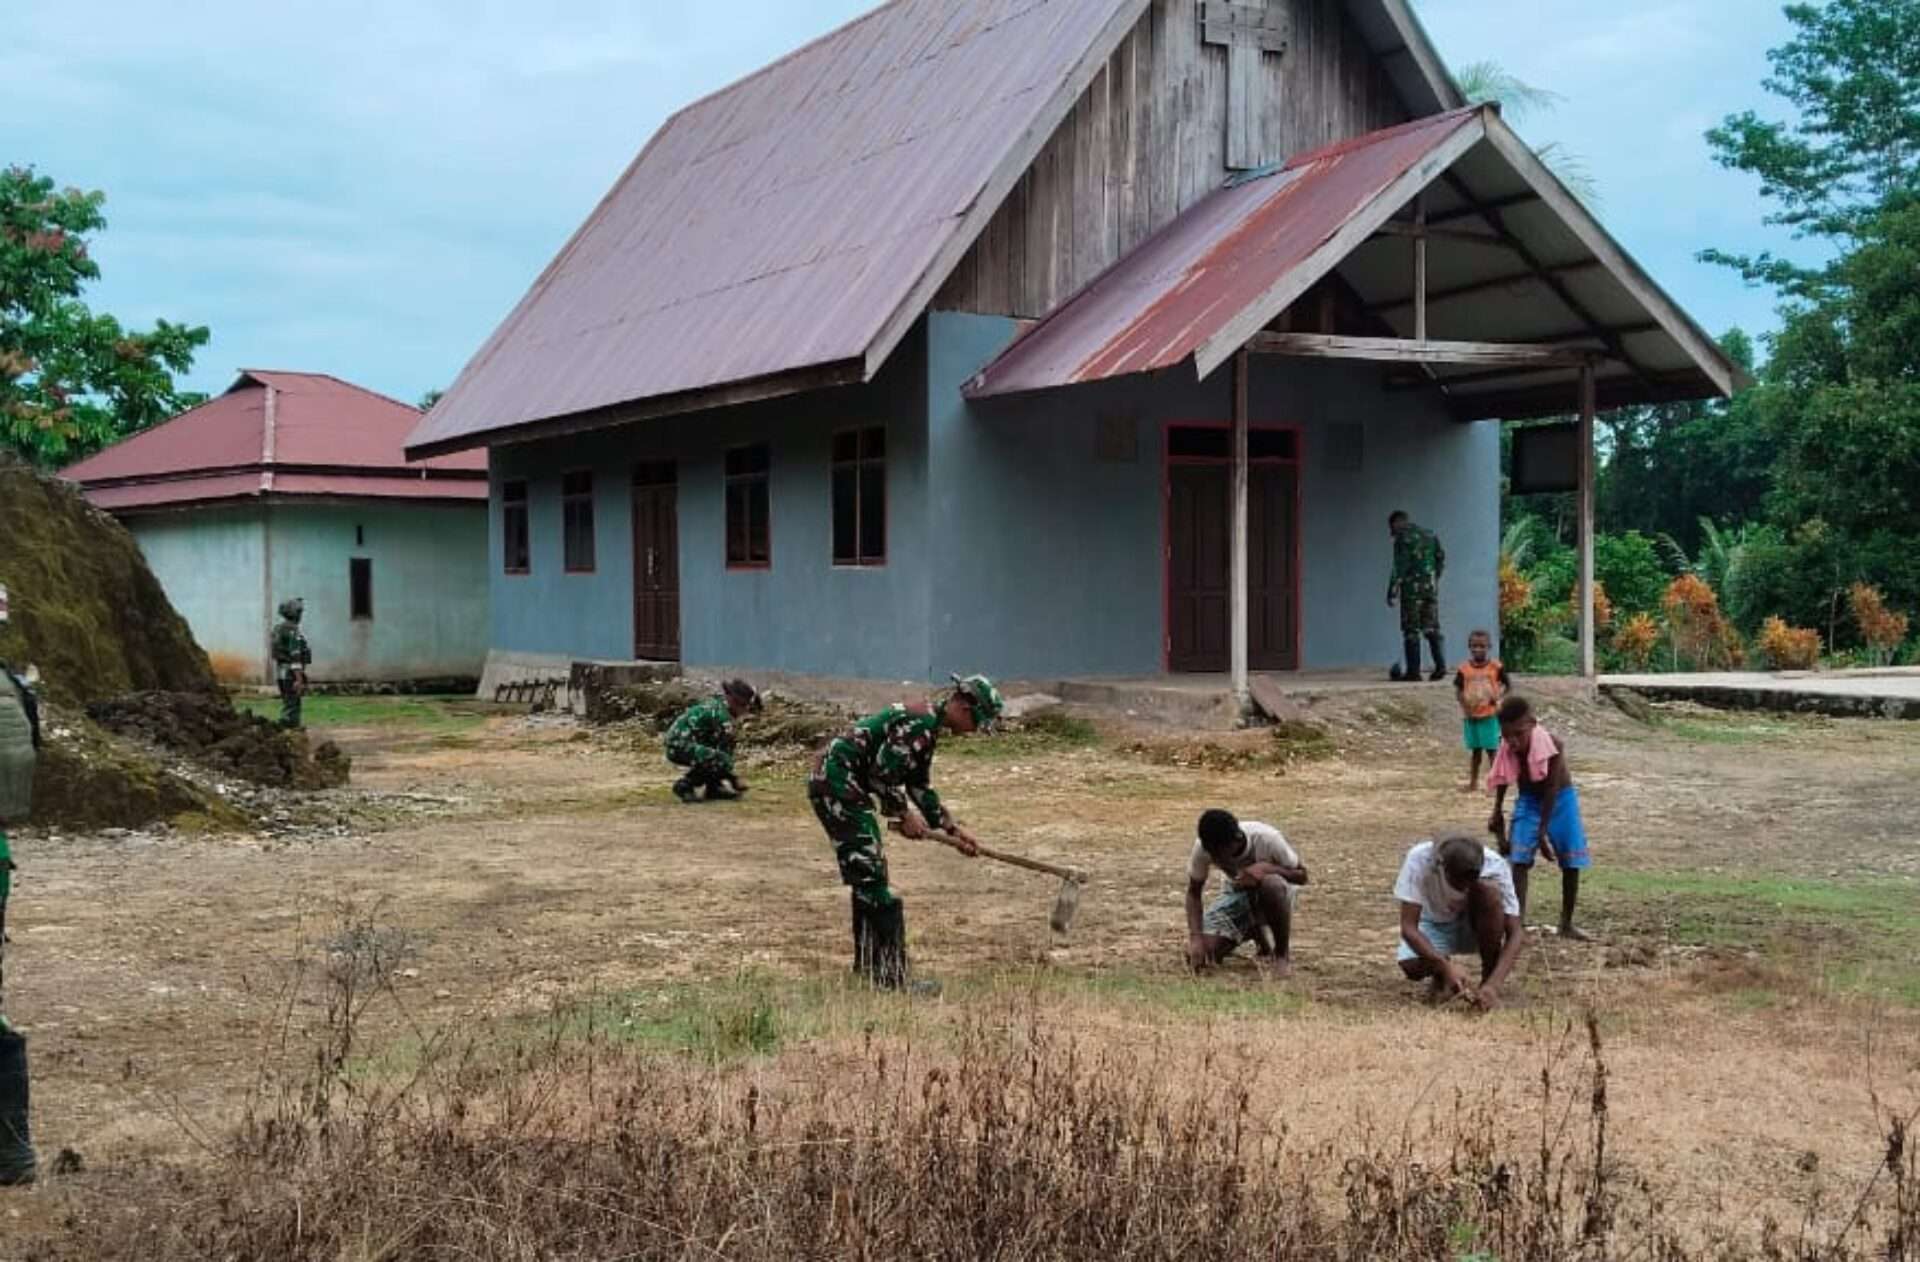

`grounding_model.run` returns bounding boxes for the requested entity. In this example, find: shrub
[1610,612,1660,671]
[1757,616,1822,670]
[1848,583,1910,667]
[1594,531,1670,617]
[1568,578,1614,632]
[1663,575,1742,671]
